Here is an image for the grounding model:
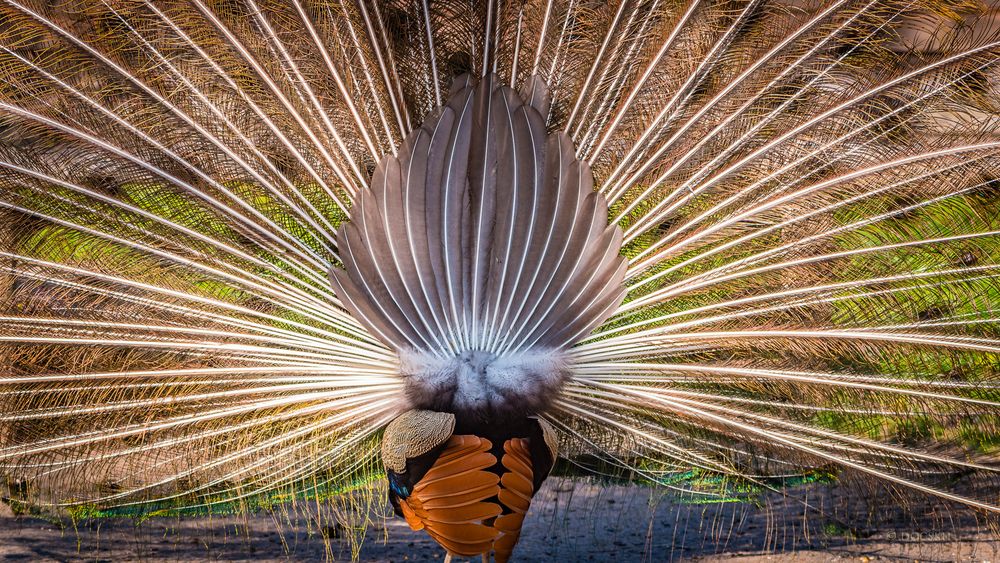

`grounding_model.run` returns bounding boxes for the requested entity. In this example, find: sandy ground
[1,478,997,562]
